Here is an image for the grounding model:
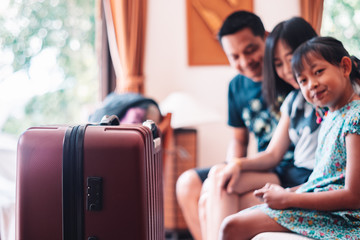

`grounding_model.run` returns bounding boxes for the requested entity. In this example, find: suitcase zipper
[62,125,87,240]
